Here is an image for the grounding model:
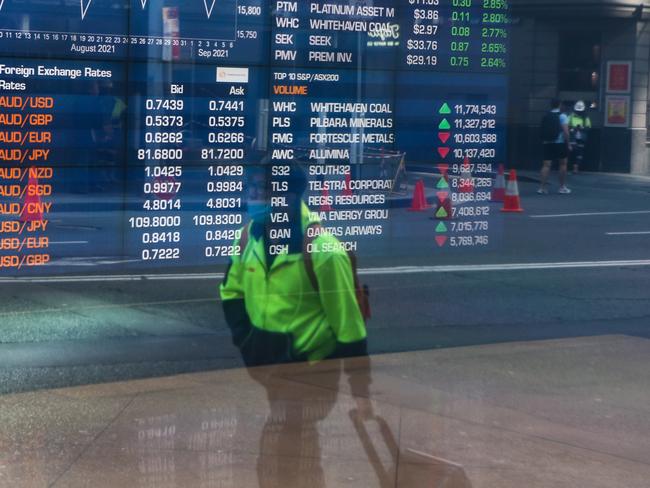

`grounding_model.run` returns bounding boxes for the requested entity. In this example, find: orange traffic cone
[408,179,430,212]
[501,170,524,213]
[320,187,333,212]
[458,157,474,193]
[491,164,506,202]
[20,175,43,222]
[343,172,353,197]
